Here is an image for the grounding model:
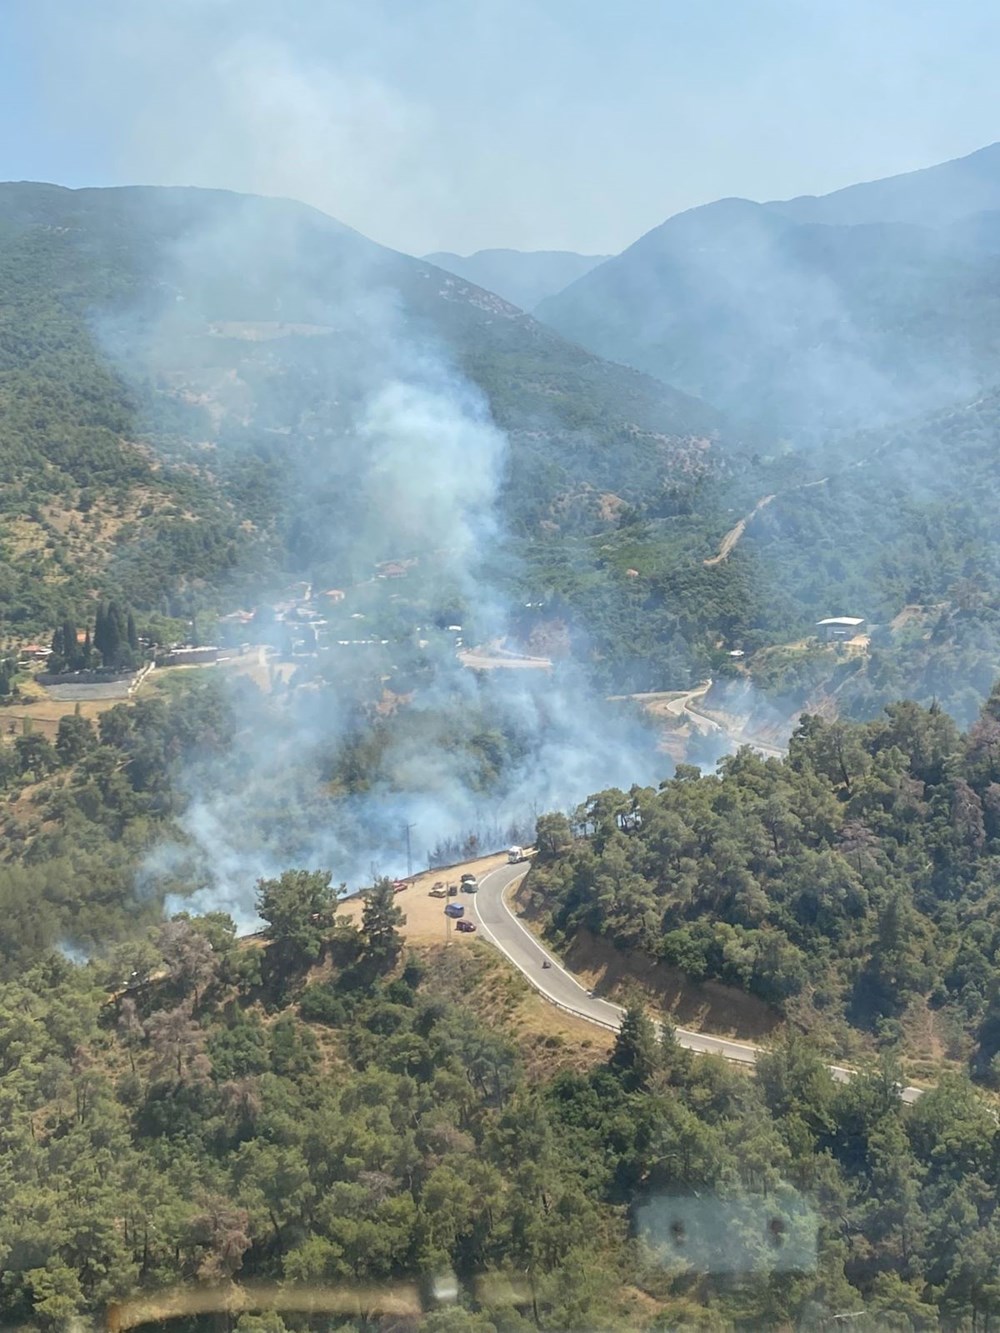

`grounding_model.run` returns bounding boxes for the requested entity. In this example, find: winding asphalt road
[471,861,924,1104]
[667,682,788,760]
